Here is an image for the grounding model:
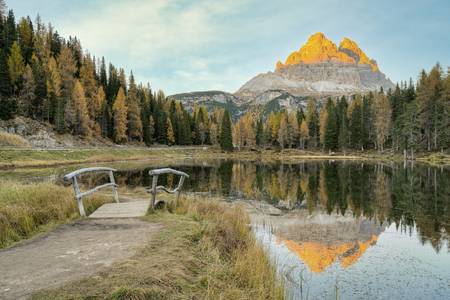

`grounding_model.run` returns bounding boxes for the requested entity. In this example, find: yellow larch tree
[113,87,128,143]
